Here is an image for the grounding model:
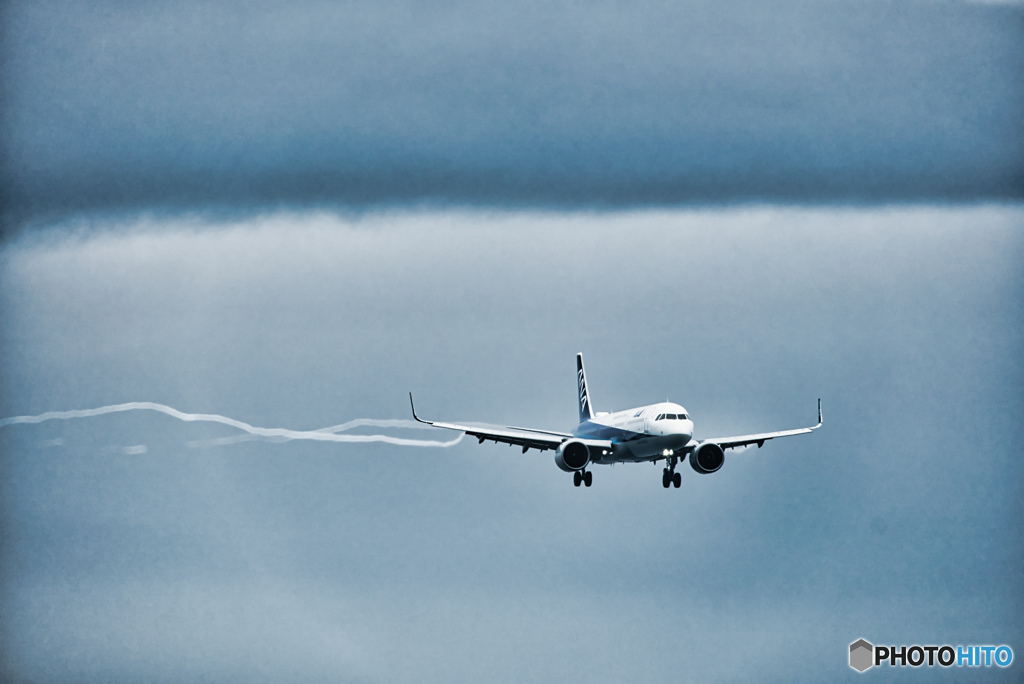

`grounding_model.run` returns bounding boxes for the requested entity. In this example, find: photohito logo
[850,640,873,672]
[849,639,1013,672]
